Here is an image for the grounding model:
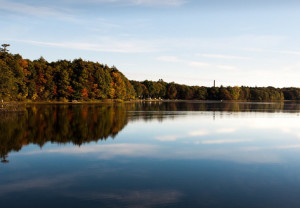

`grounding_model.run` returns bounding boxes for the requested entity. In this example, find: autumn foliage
[0,45,297,101]
[0,47,135,101]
